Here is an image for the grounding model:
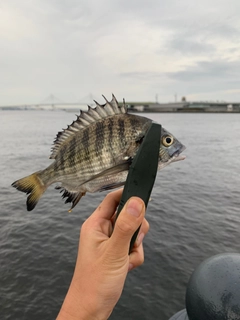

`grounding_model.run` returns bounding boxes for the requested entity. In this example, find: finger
[110,211,117,225]
[109,197,145,255]
[91,189,123,220]
[128,242,144,271]
[134,218,149,247]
